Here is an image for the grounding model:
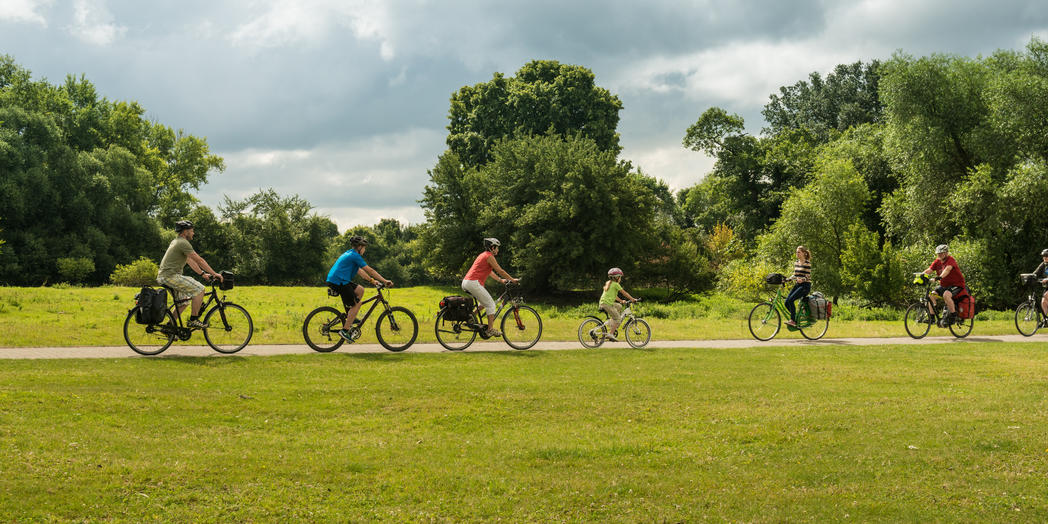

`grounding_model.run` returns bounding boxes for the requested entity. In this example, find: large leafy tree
[762,60,883,142]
